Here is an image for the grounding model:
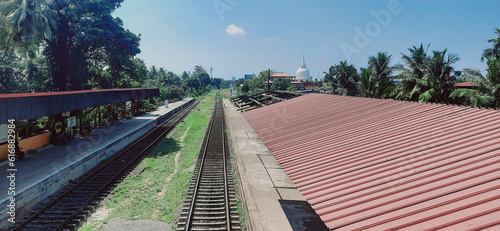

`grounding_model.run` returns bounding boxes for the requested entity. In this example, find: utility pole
[267,69,271,92]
